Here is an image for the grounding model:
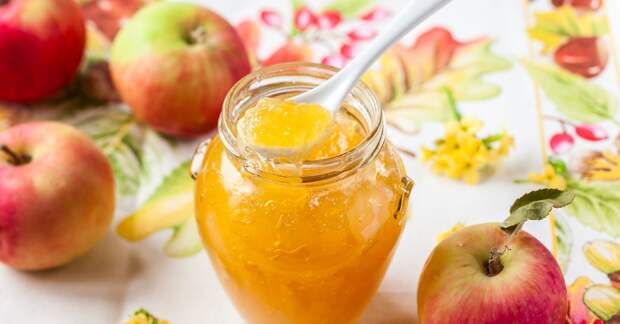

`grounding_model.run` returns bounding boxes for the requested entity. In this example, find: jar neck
[218,62,385,183]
